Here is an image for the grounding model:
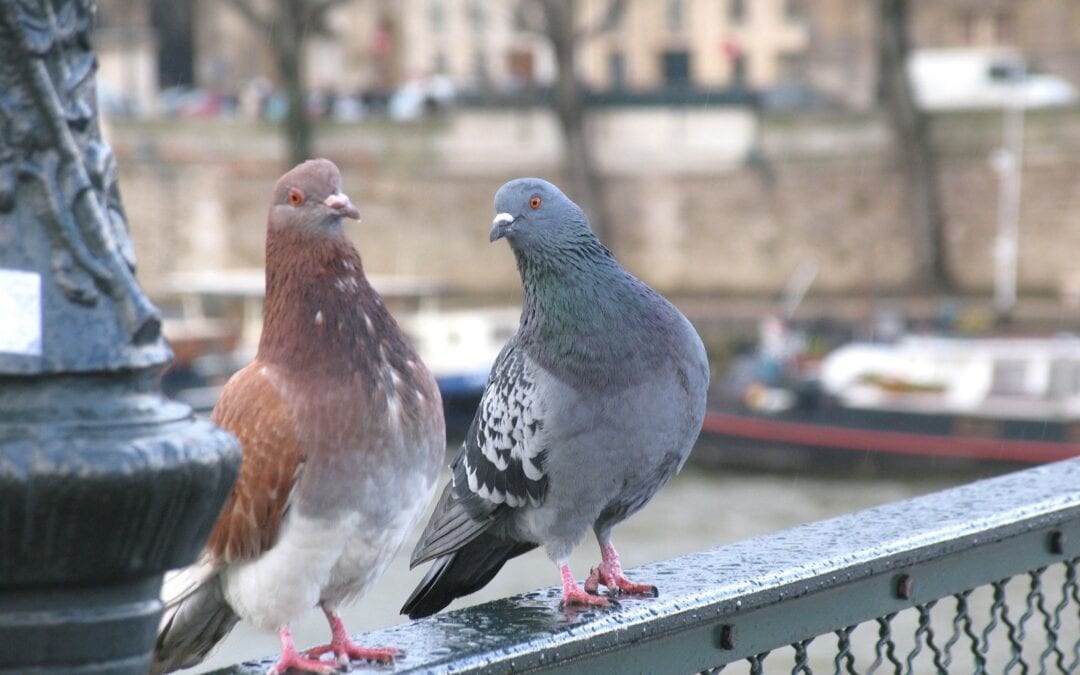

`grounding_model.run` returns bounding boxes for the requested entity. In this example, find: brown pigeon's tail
[151,564,239,674]
[402,534,536,620]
